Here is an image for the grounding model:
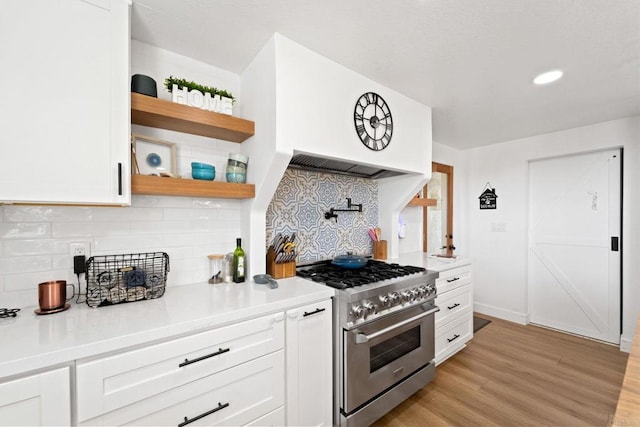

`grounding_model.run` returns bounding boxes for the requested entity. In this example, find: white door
[528,149,621,344]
